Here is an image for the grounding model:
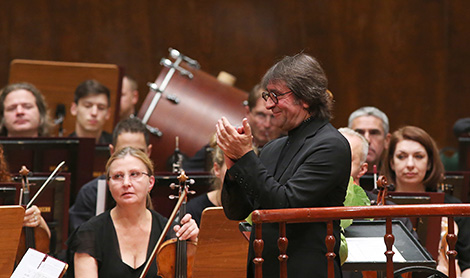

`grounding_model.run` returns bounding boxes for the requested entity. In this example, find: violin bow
[26,161,65,209]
